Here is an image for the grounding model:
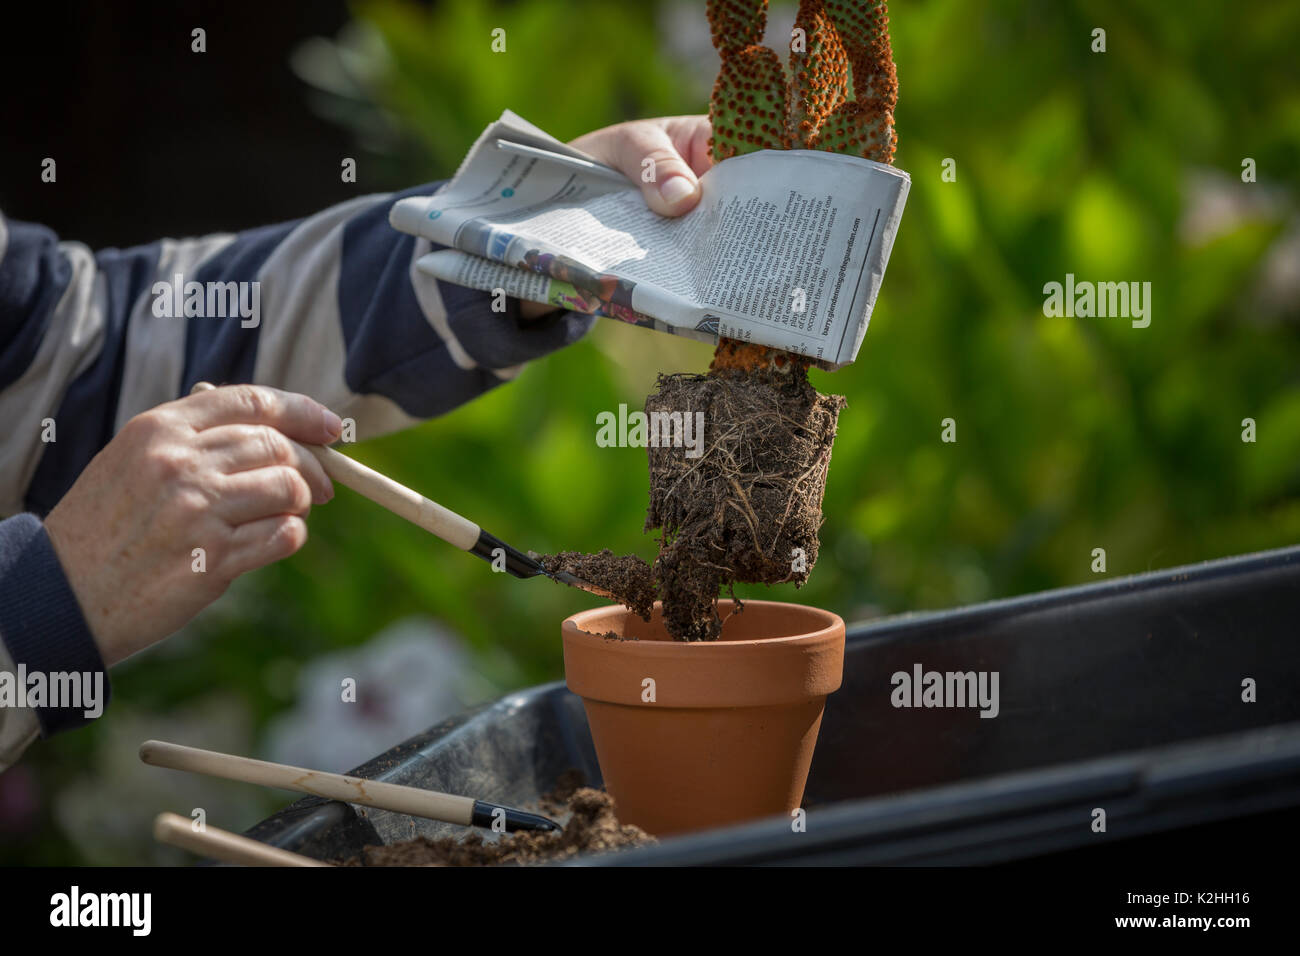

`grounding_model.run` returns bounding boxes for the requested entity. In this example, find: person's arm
[0,116,711,764]
[0,188,595,520]
[0,514,95,770]
[0,623,42,771]
[0,186,596,759]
